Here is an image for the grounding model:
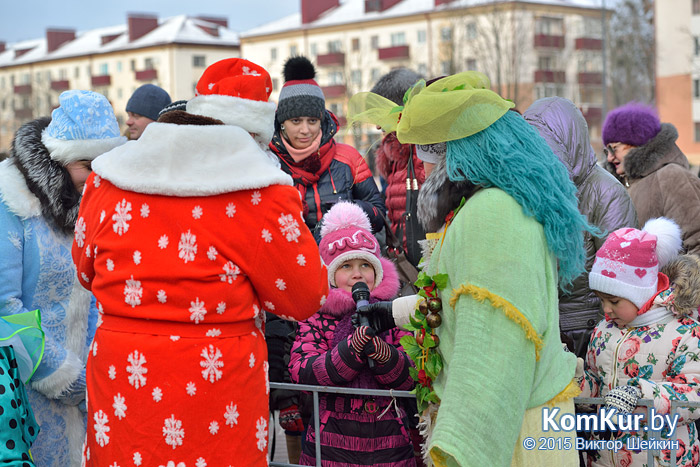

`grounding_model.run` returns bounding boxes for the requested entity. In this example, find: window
[695,122,700,142]
[272,78,279,90]
[0,76,4,88]
[538,56,553,70]
[441,27,452,42]
[329,103,342,116]
[310,43,317,56]
[696,37,700,56]
[35,72,41,83]
[466,23,477,40]
[130,60,136,71]
[417,63,427,76]
[536,84,565,99]
[118,88,123,99]
[271,47,277,60]
[582,17,602,37]
[417,30,426,43]
[695,78,700,98]
[99,63,109,75]
[46,70,51,81]
[466,58,477,71]
[74,67,80,78]
[391,32,406,46]
[328,40,342,53]
[193,55,206,67]
[694,0,700,15]
[371,68,381,83]
[352,38,360,51]
[144,58,154,70]
[290,45,298,56]
[441,61,452,75]
[371,35,379,49]
[535,16,564,35]
[116,61,122,72]
[351,70,362,85]
[328,71,344,85]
